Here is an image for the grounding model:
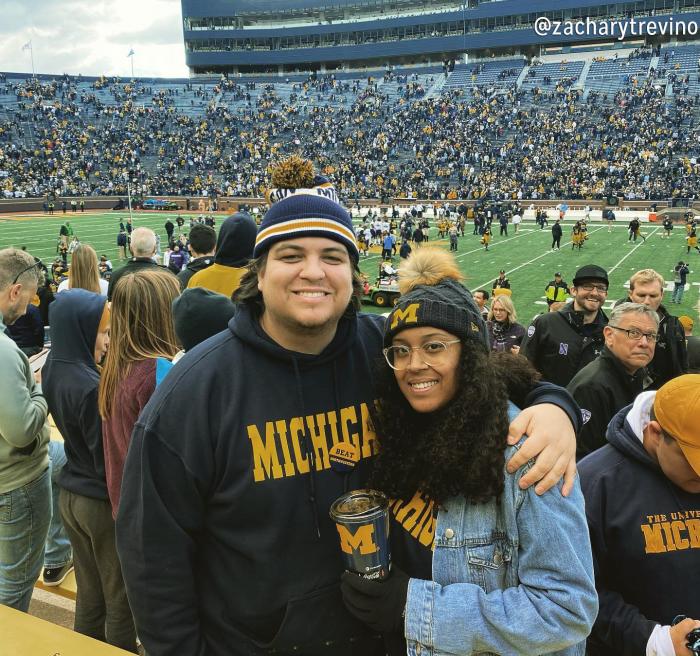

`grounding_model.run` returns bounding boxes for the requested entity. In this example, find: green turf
[1,213,697,322]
